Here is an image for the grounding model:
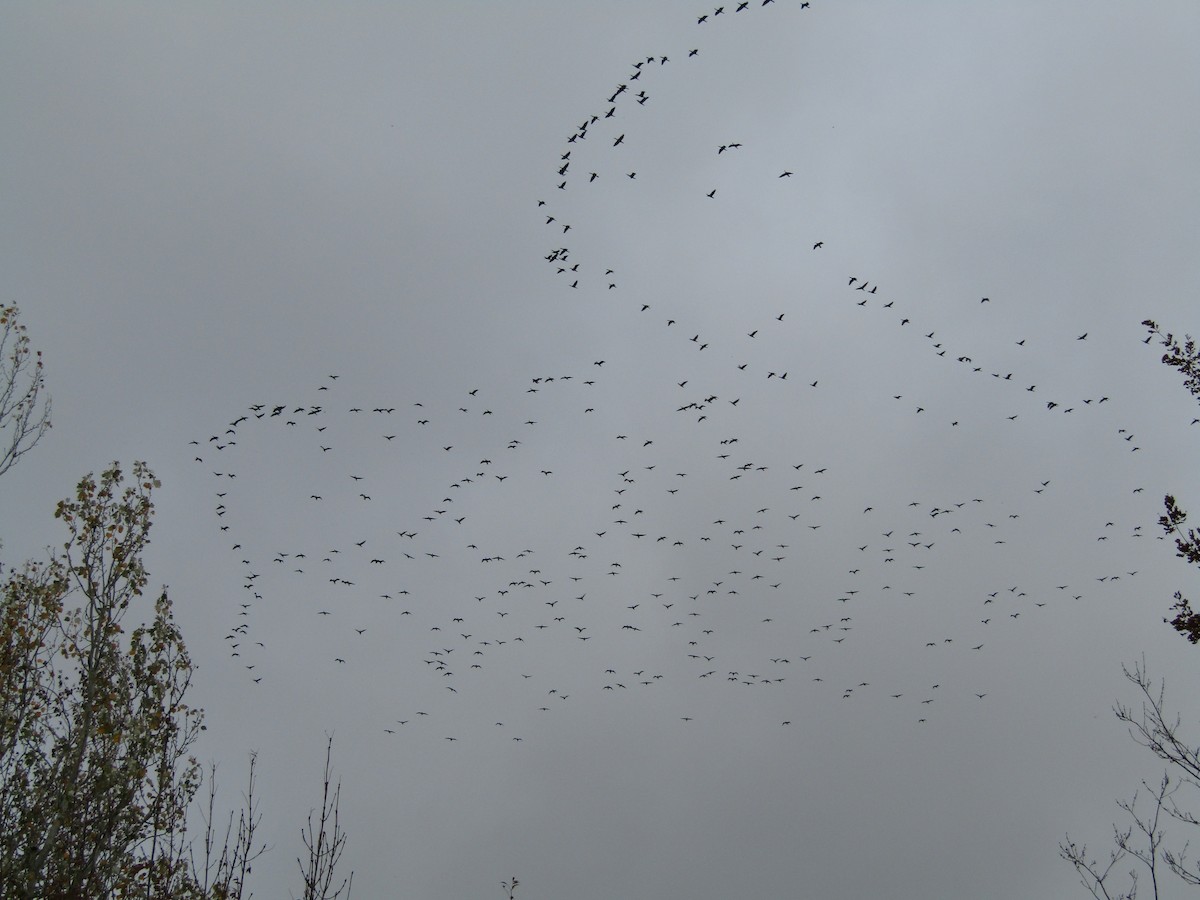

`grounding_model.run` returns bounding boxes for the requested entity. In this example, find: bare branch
[294,735,353,900]
[1059,833,1137,900]
[1066,659,1200,899]
[0,305,51,478]
[190,754,269,900]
